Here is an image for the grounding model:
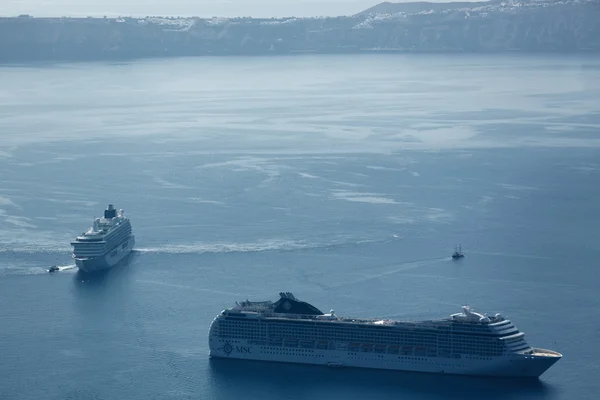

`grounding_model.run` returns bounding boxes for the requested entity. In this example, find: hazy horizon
[3,0,485,18]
